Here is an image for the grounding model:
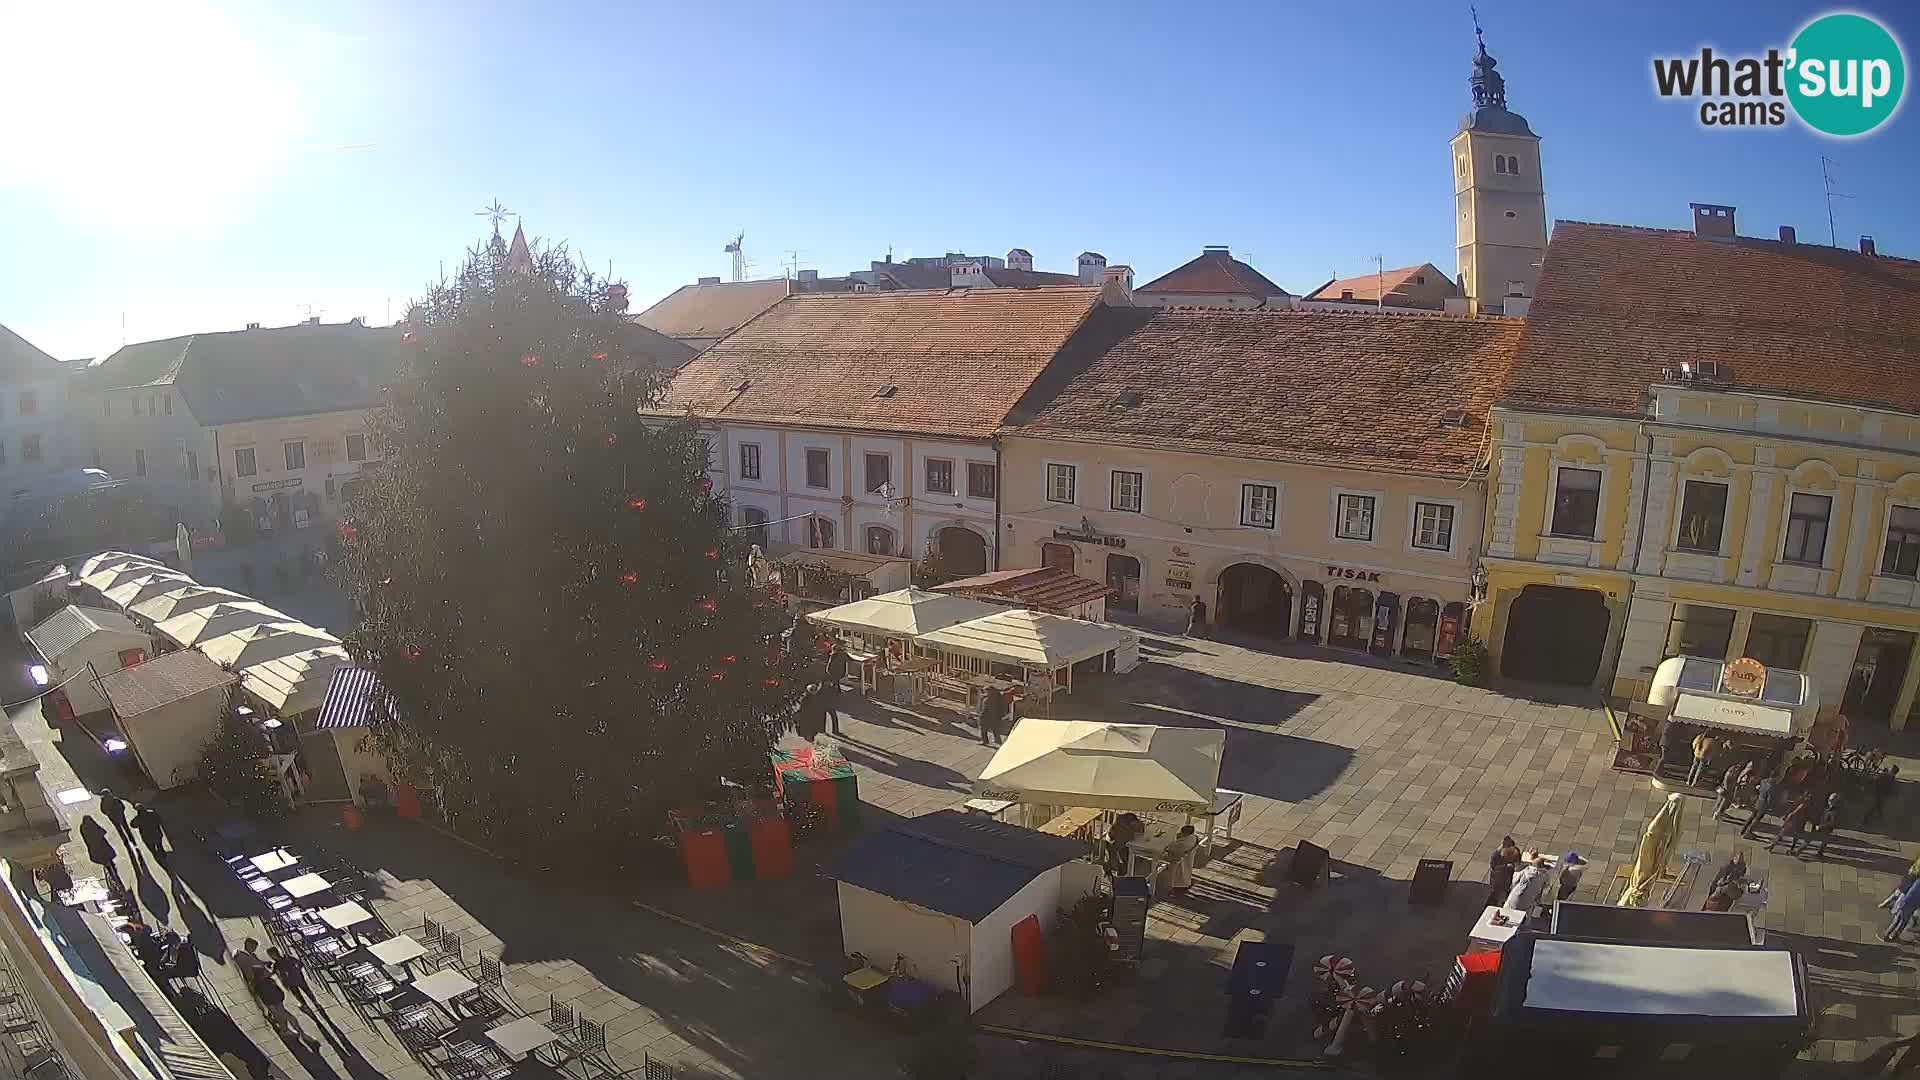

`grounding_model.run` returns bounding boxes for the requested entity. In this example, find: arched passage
[1217,563,1293,637]
[1501,584,1609,685]
[935,526,989,576]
